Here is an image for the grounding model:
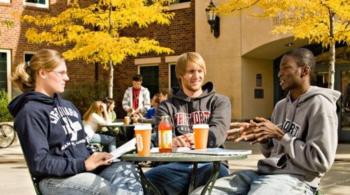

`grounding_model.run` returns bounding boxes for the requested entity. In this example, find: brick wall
[1,0,195,117]
[113,1,195,117]
[1,0,98,113]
